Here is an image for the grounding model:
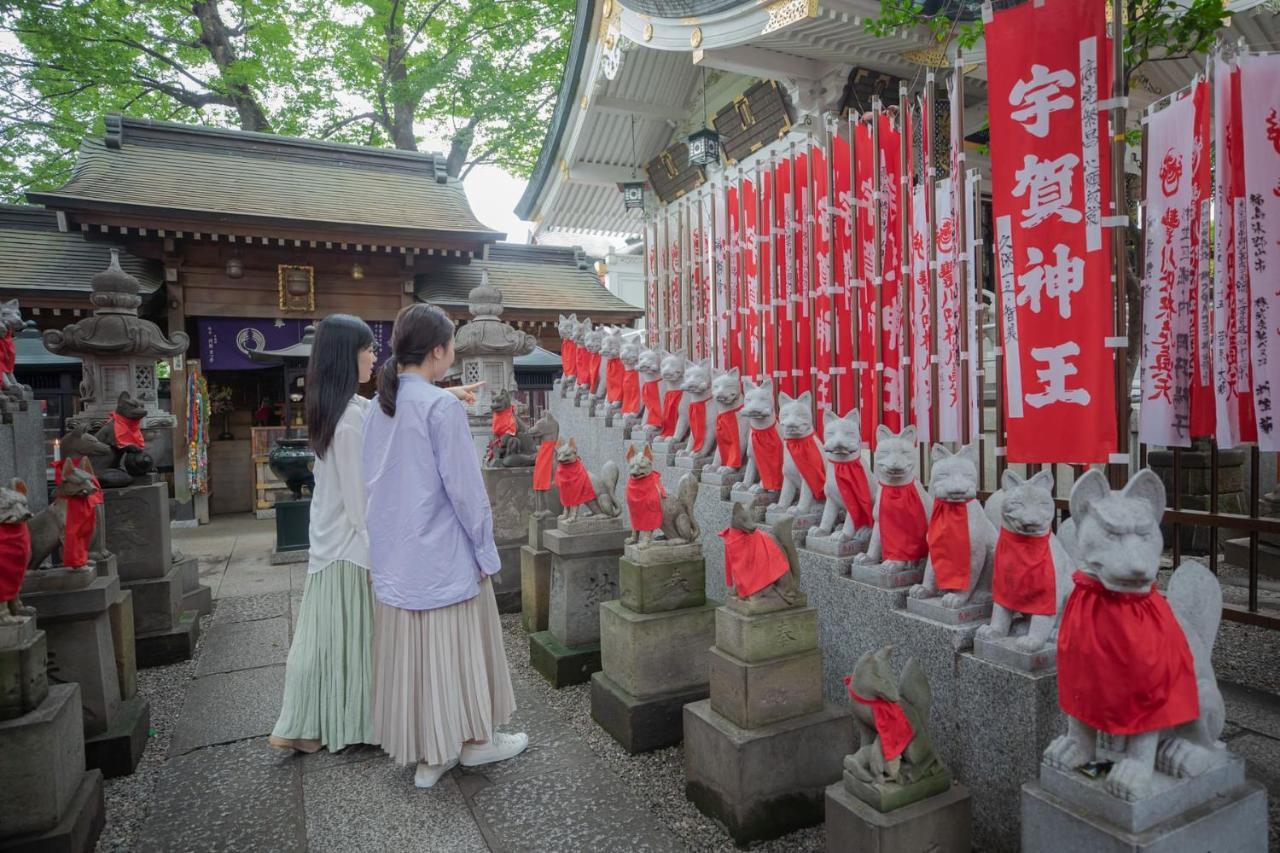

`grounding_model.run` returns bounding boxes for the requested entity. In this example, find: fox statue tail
[596,459,621,517]
[676,472,701,539]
